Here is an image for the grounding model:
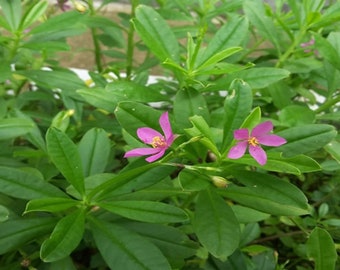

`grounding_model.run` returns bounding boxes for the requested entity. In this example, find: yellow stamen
[151,136,167,148]
[248,137,259,147]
